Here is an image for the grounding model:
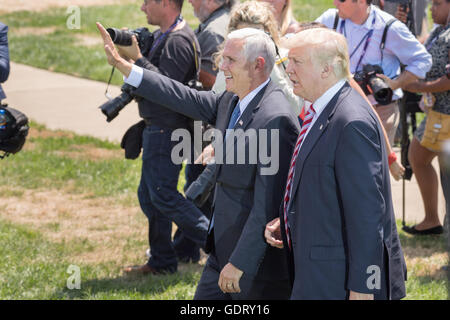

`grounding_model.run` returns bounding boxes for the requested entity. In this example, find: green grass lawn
[0,123,448,300]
